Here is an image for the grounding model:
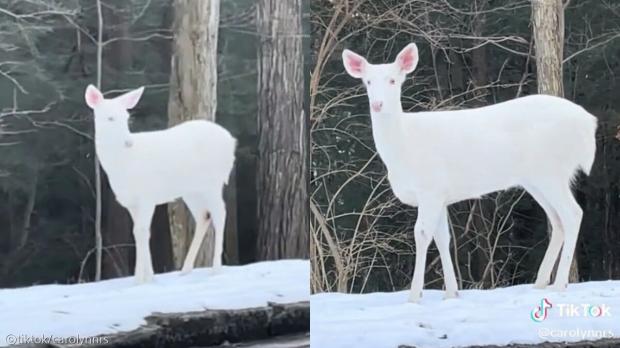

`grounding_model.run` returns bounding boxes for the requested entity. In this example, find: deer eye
[389,78,396,85]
